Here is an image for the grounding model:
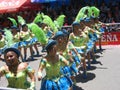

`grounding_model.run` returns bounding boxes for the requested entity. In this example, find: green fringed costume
[0,66,34,89]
